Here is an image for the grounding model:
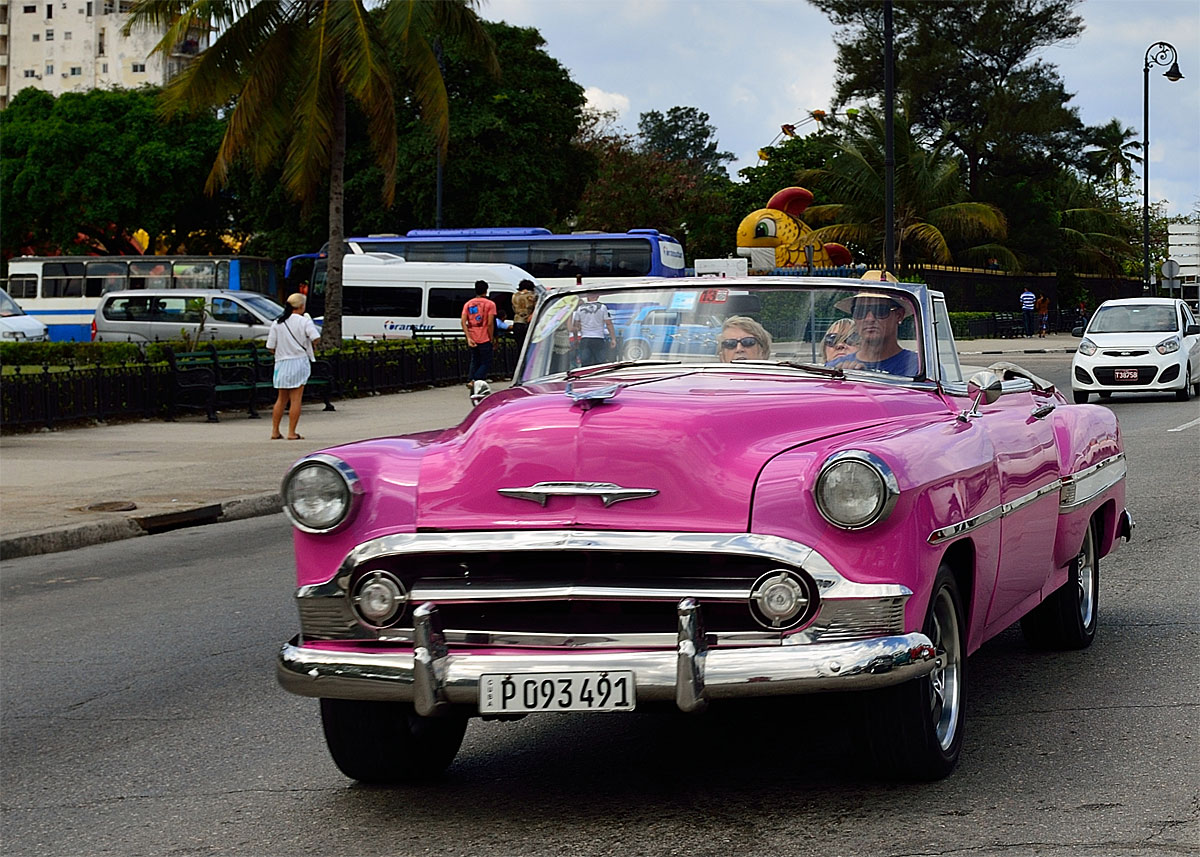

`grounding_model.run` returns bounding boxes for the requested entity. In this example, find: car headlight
[0,330,19,341]
[1077,338,1097,356]
[282,455,363,533]
[813,450,899,530]
[1156,336,1181,355]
